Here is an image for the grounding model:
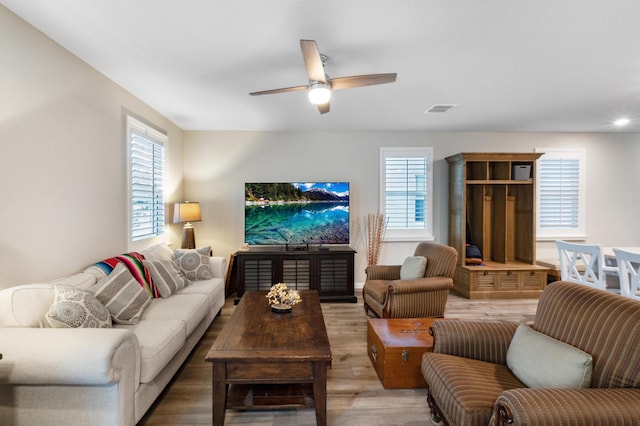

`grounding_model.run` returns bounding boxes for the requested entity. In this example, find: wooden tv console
[231,246,357,303]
